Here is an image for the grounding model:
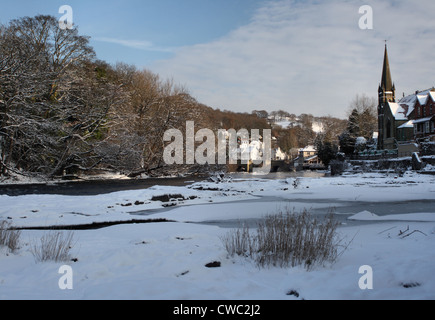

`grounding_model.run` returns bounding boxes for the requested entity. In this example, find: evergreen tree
[347,108,360,138]
[315,135,338,167]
